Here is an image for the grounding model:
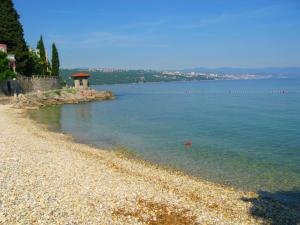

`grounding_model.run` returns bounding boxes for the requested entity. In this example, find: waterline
[29,79,300,195]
